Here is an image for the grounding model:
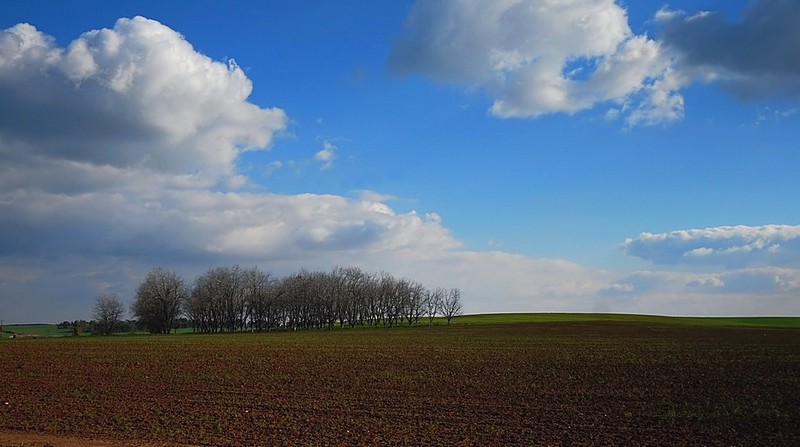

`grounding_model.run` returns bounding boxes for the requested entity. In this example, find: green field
[2,313,798,340]
[0,324,73,338]
[448,312,800,328]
